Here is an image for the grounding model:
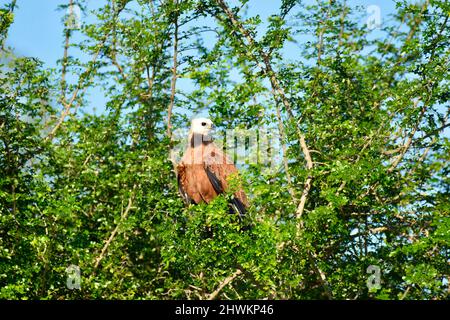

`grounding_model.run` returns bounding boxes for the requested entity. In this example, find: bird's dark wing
[204,165,224,194]
[204,164,246,217]
[229,197,246,218]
